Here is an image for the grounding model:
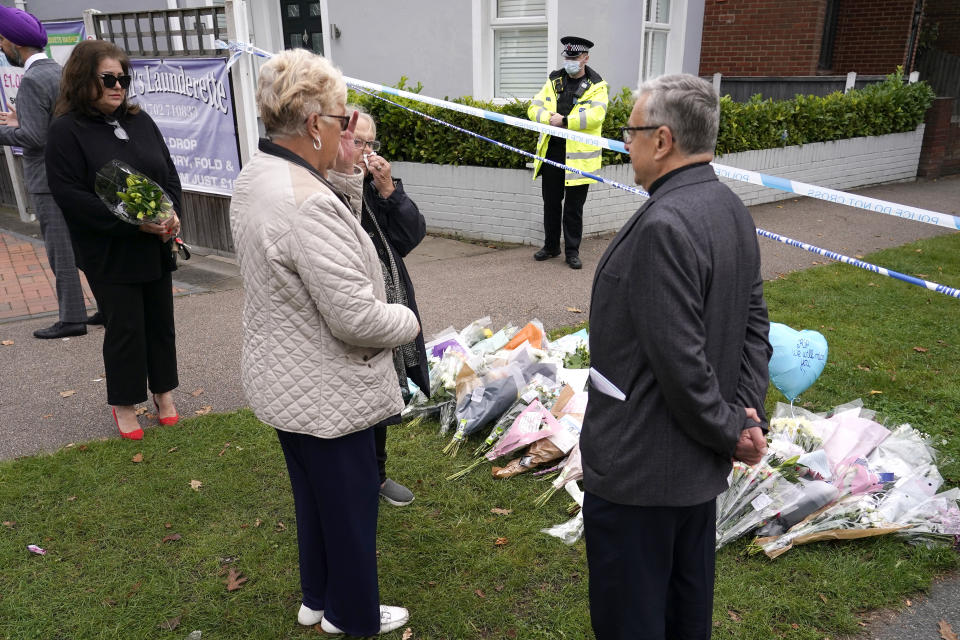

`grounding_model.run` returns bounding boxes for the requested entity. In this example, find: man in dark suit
[0,7,98,338]
[580,74,772,640]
